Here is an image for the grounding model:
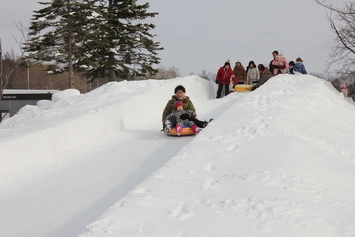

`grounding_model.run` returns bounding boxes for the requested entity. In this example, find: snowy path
[0,127,194,237]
